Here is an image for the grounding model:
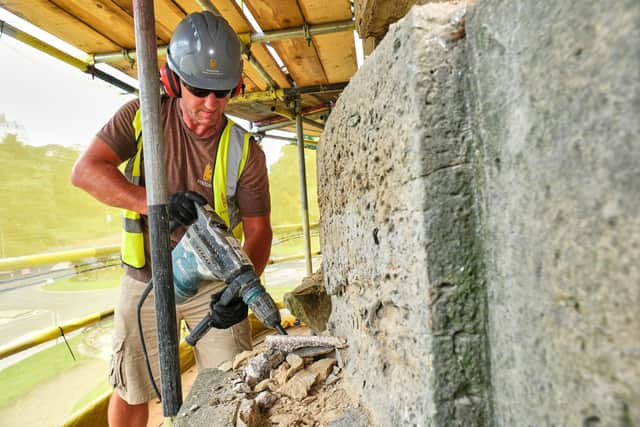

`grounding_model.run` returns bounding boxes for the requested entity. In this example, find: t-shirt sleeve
[96,98,140,163]
[237,139,271,217]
